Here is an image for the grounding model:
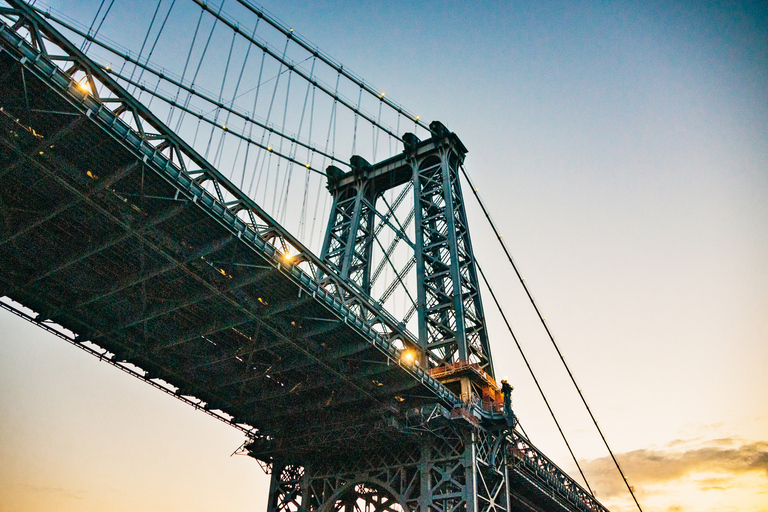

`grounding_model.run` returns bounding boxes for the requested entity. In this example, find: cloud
[581,437,768,498]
